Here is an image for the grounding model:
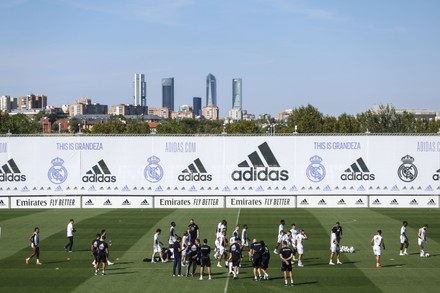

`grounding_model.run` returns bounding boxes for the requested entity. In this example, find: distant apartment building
[277,109,294,122]
[206,73,217,106]
[162,78,174,111]
[68,97,108,117]
[133,73,147,106]
[109,104,148,116]
[0,95,17,112]
[202,105,219,120]
[193,97,202,117]
[228,108,243,121]
[17,94,47,110]
[171,105,194,119]
[396,109,438,120]
[148,107,170,119]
